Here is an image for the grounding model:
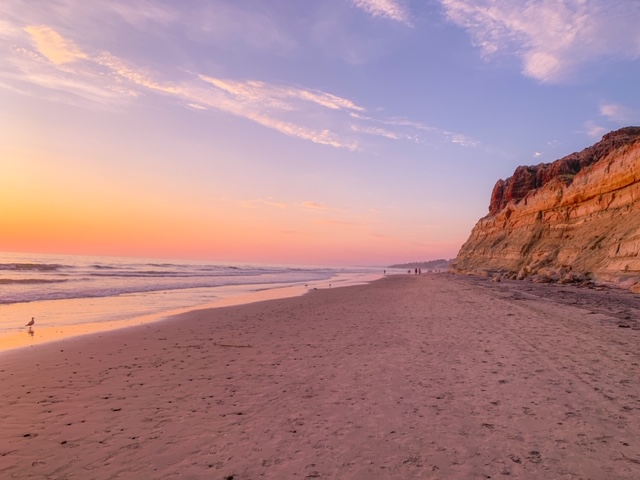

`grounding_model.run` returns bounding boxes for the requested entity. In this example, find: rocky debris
[485,267,591,286]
